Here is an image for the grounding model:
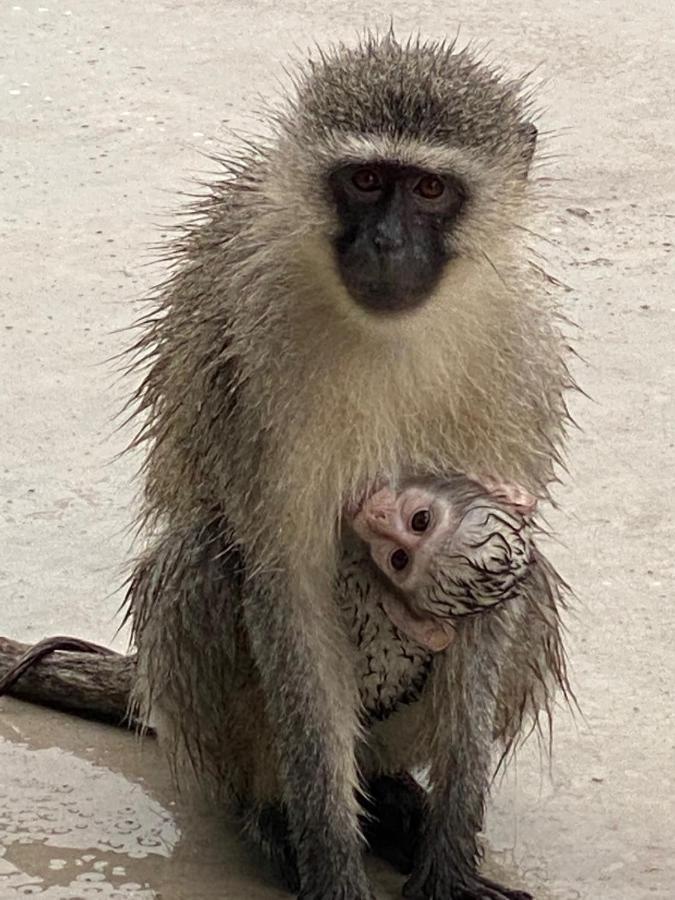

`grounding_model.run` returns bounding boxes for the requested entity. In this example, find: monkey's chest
[336,554,432,722]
